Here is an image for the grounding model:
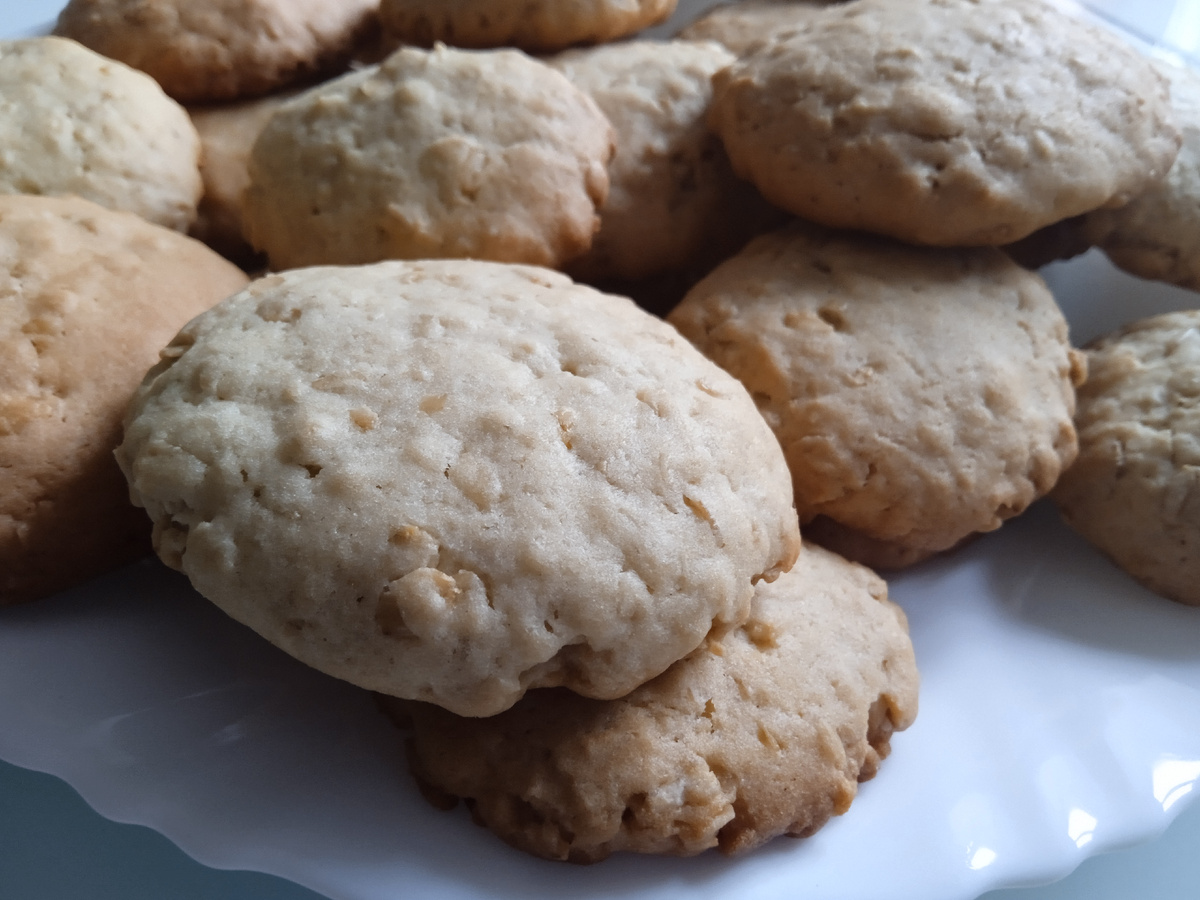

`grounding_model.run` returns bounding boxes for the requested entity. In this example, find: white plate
[1,250,1198,900]
[3,2,1200,898]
